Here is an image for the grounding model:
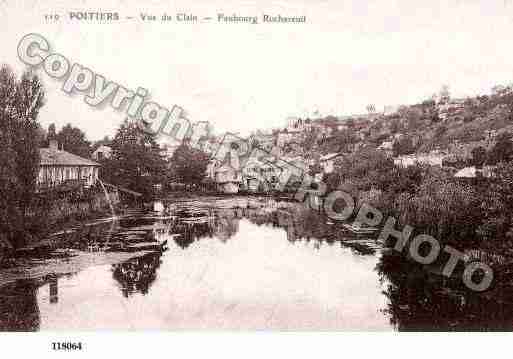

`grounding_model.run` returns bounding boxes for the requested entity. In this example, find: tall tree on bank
[103,119,167,200]
[0,65,45,248]
[56,123,91,157]
[169,142,210,189]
